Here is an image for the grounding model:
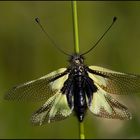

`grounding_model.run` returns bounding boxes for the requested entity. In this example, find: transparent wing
[31,92,74,125]
[5,68,68,102]
[88,66,140,94]
[87,84,132,120]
